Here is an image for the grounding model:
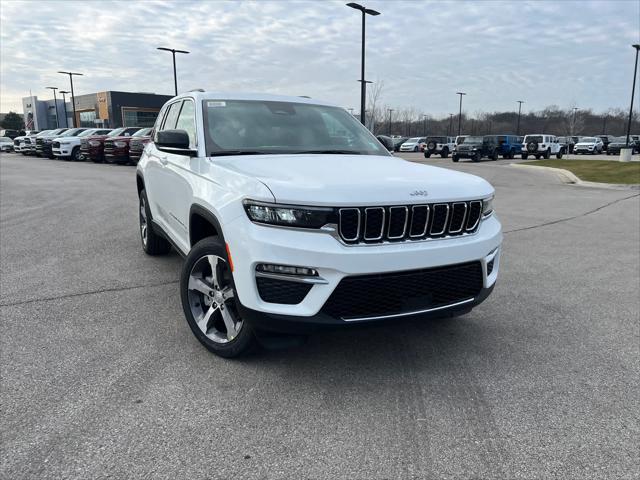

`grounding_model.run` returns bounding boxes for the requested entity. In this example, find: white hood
[213,154,493,206]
